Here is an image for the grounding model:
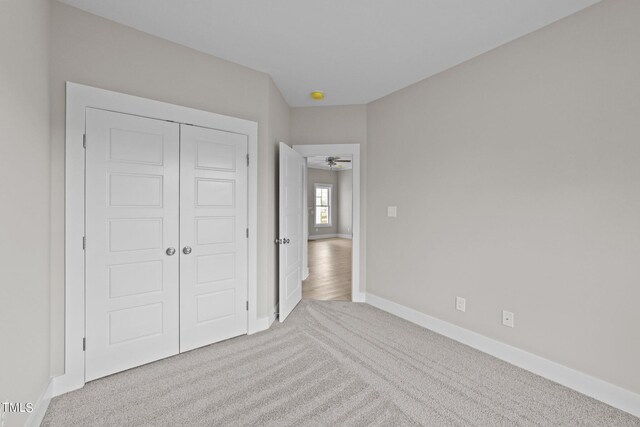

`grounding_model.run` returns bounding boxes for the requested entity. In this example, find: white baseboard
[308,234,337,240]
[25,378,53,427]
[269,304,279,327]
[51,374,83,398]
[255,304,280,332]
[352,291,366,303]
[365,293,640,418]
[255,316,271,332]
[308,233,352,241]
[303,268,309,280]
